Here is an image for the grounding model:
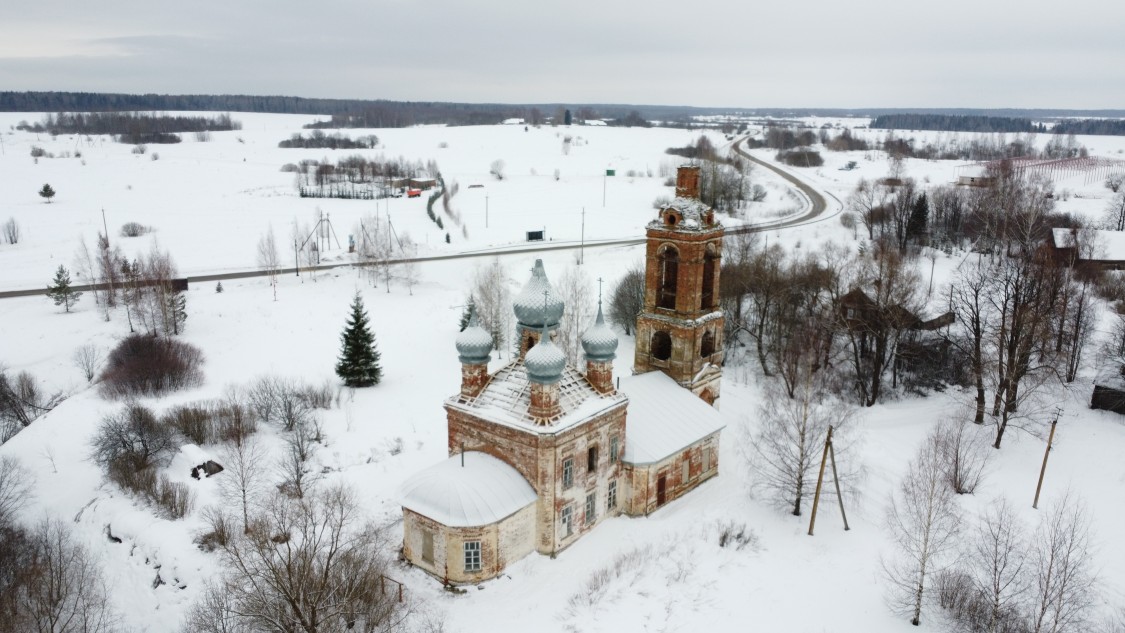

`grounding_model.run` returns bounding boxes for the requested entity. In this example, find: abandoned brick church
[399,166,726,584]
